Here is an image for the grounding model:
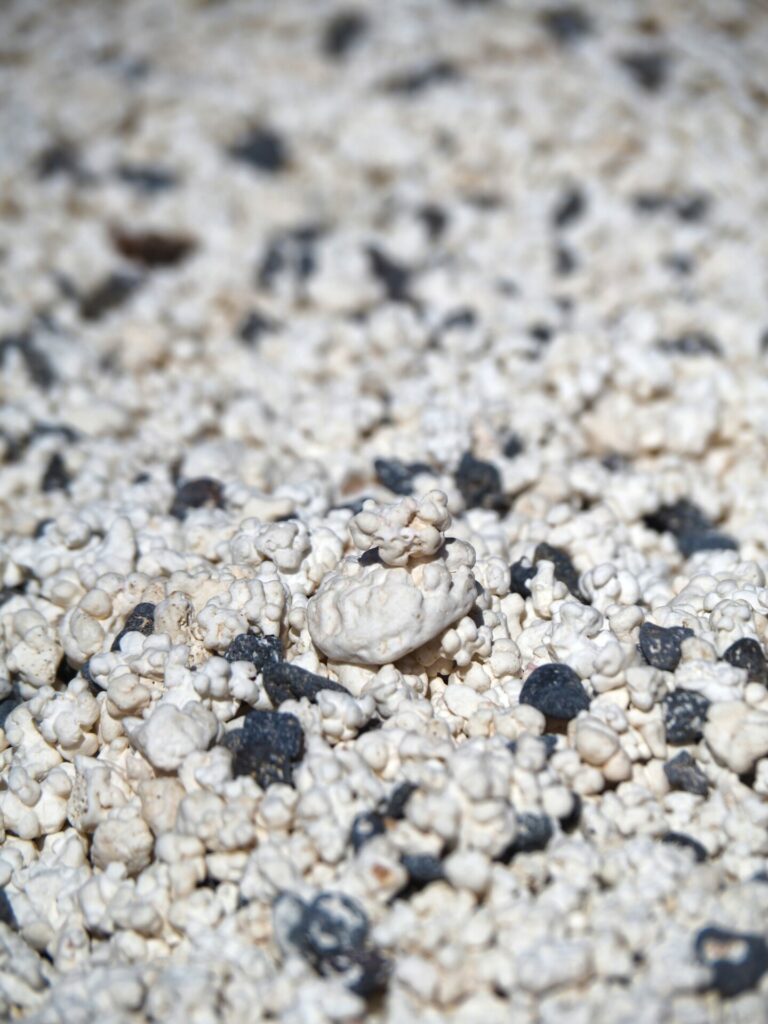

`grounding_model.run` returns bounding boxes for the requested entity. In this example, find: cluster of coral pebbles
[2,0,768,1021]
